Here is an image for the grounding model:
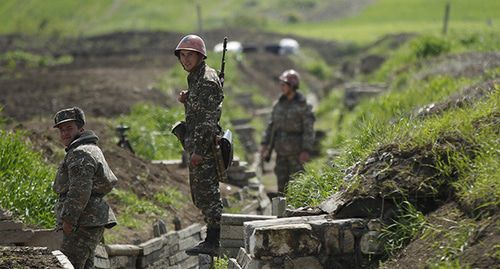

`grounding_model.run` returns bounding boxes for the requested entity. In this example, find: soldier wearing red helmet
[174,34,207,59]
[279,69,300,89]
[260,69,315,195]
[173,34,224,256]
